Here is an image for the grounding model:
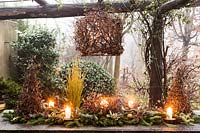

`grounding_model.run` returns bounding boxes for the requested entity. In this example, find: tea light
[100,99,109,108]
[167,107,173,119]
[128,100,134,109]
[164,107,176,123]
[48,100,55,108]
[65,106,71,120]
